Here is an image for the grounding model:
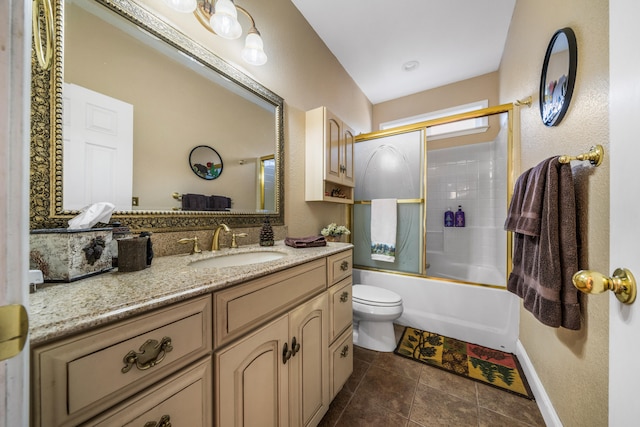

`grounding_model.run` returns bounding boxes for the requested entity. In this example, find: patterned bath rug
[394,327,534,400]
